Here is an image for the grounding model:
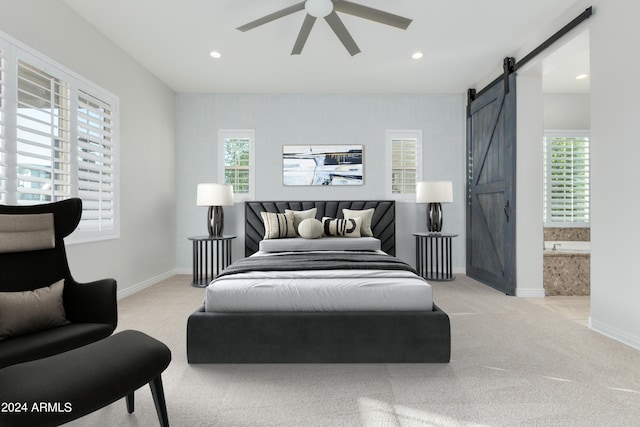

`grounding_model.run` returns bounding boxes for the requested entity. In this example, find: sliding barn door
[466,72,517,295]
